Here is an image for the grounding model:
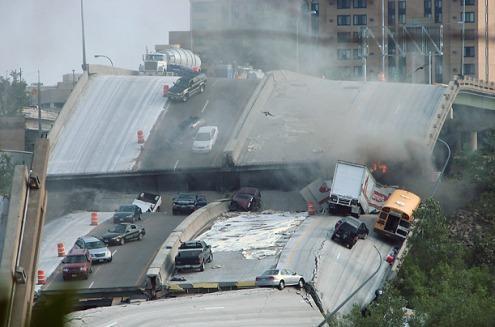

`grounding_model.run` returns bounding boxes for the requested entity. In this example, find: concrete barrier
[145,200,229,296]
